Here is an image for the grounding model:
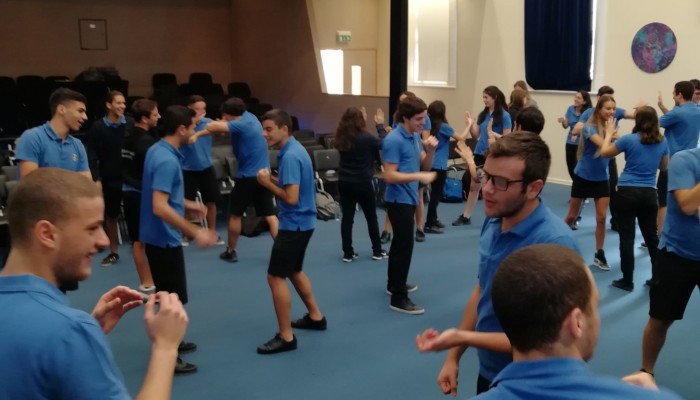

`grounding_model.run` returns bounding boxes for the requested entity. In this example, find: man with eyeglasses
[416,132,581,396]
